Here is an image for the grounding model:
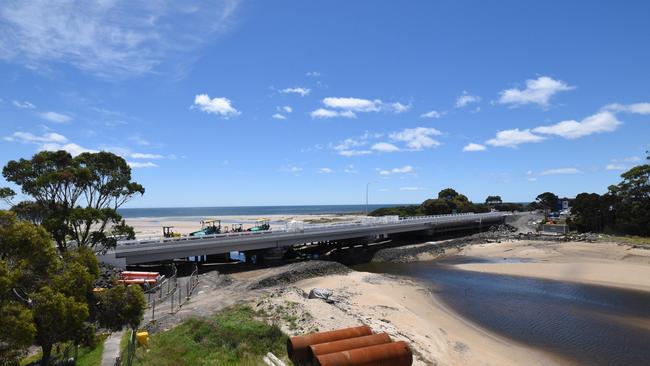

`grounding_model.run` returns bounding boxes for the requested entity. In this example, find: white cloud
[371,142,400,153]
[282,106,293,113]
[606,164,627,171]
[604,102,650,115]
[310,108,356,119]
[0,1,240,78]
[318,168,332,174]
[306,71,321,77]
[399,187,422,191]
[40,142,97,156]
[193,94,240,118]
[462,143,486,152]
[389,127,442,150]
[612,156,641,163]
[486,128,545,148]
[280,87,310,97]
[39,111,72,123]
[12,100,35,109]
[130,153,164,159]
[339,150,372,157]
[389,102,410,113]
[128,134,150,146]
[539,168,580,175]
[323,97,382,112]
[283,166,303,173]
[343,164,357,173]
[533,111,621,139]
[312,97,409,119]
[420,110,443,119]
[379,165,413,175]
[333,137,367,151]
[5,131,68,143]
[498,76,574,107]
[455,91,481,108]
[5,130,95,157]
[272,113,286,120]
[127,161,158,169]
[605,156,641,171]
